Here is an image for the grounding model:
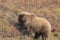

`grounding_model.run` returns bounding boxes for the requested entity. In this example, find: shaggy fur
[18,12,51,40]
